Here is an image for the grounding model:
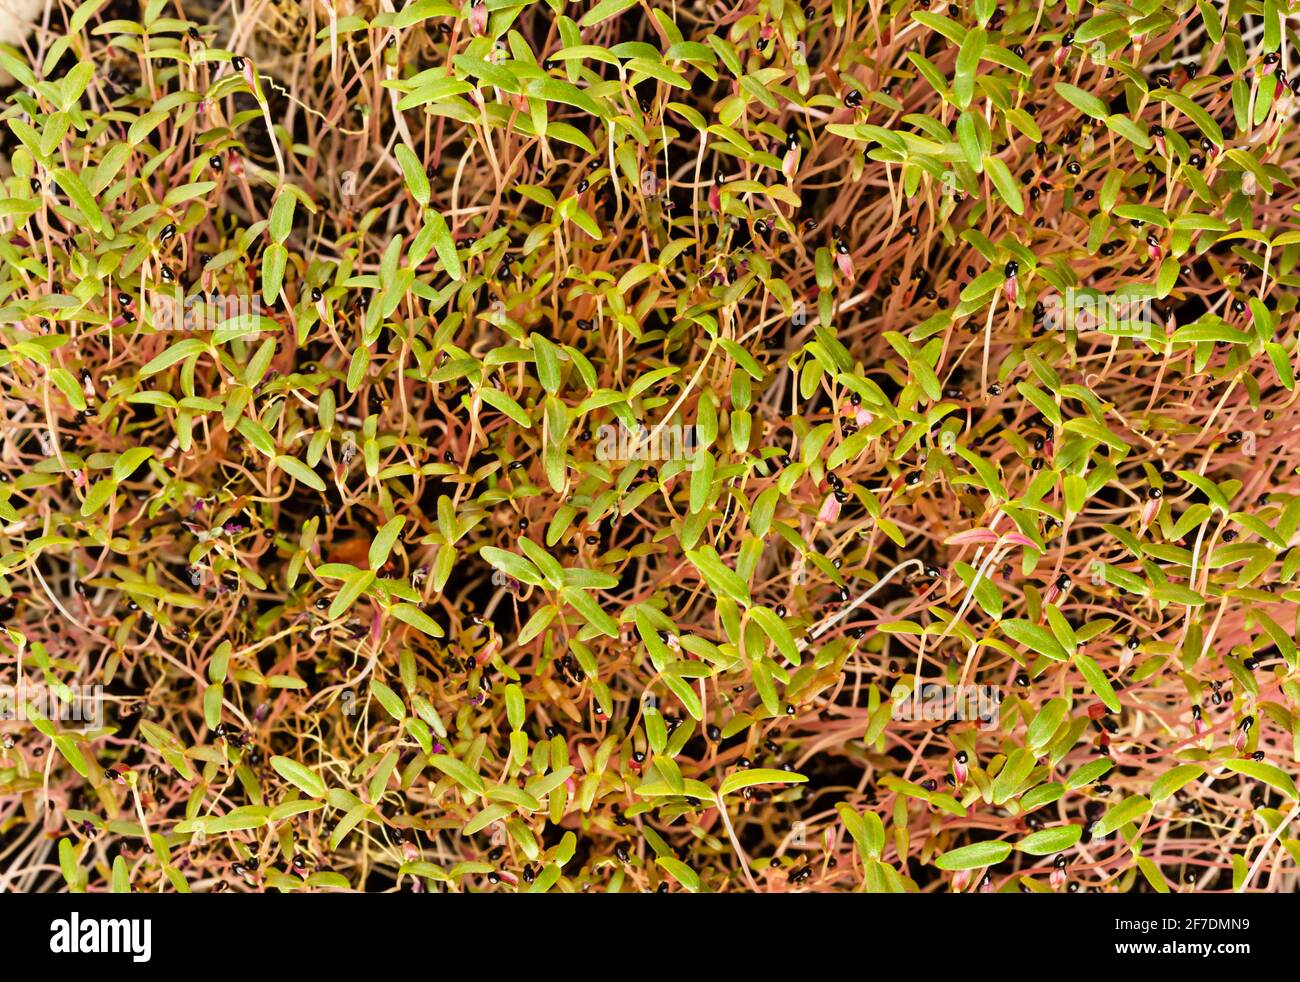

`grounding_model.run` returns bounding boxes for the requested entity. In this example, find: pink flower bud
[817,495,841,524]
[1141,494,1161,529]
[945,528,1000,546]
[836,250,855,280]
[469,0,487,35]
[782,146,799,182]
